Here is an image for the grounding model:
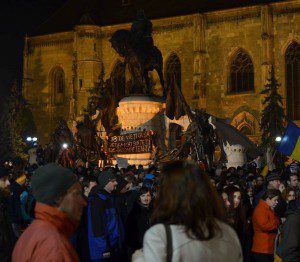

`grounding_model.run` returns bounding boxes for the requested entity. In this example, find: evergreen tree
[0,81,36,163]
[260,66,285,148]
[84,67,107,115]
